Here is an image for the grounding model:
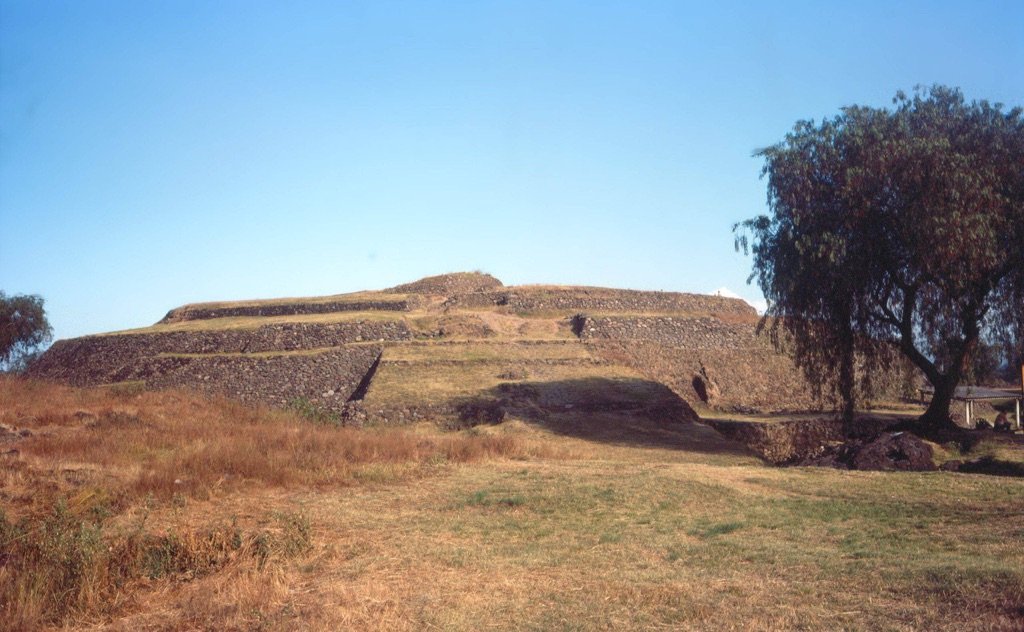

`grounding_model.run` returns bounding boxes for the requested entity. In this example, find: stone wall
[578,316,754,348]
[389,272,504,295]
[27,320,410,387]
[589,340,819,413]
[159,299,417,324]
[579,315,917,414]
[446,288,757,316]
[28,276,853,424]
[575,314,818,413]
[702,418,846,463]
[703,416,902,463]
[127,346,384,410]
